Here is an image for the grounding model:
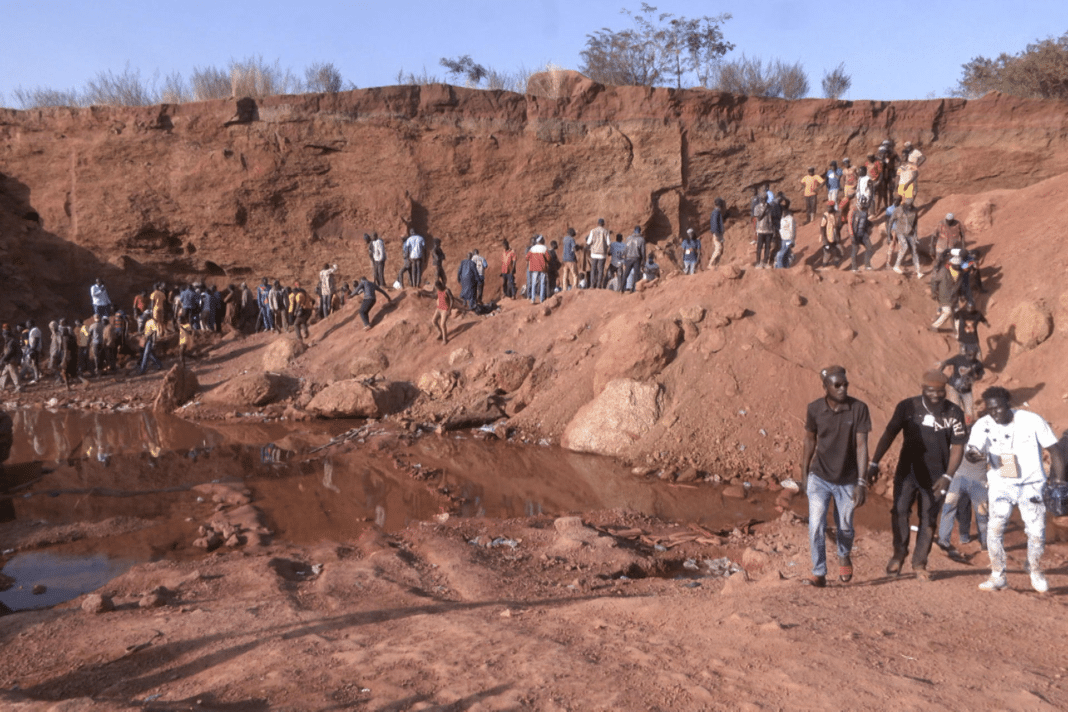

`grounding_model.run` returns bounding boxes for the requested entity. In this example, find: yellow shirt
[801,174,824,197]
